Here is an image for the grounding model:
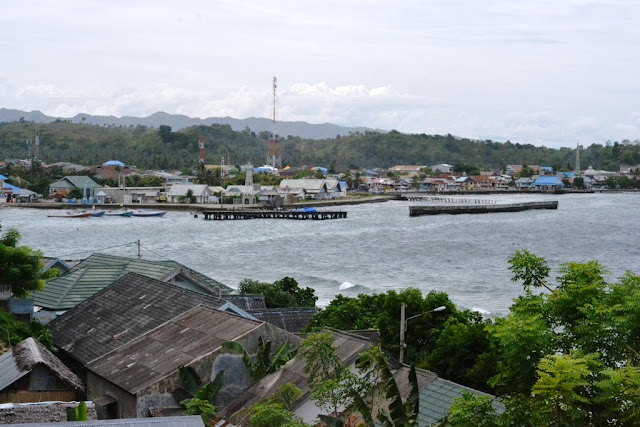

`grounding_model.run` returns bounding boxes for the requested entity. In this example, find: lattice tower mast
[34,130,40,160]
[267,76,282,168]
[199,135,205,164]
[575,142,581,172]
